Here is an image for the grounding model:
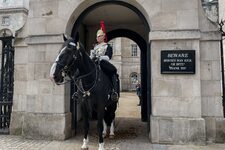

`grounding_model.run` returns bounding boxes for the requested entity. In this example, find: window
[2,16,10,26]
[3,0,9,3]
[131,44,137,57]
[201,0,218,22]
